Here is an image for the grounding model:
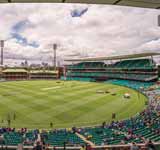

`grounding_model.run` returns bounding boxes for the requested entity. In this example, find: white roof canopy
[1,0,160,9]
[65,52,160,62]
